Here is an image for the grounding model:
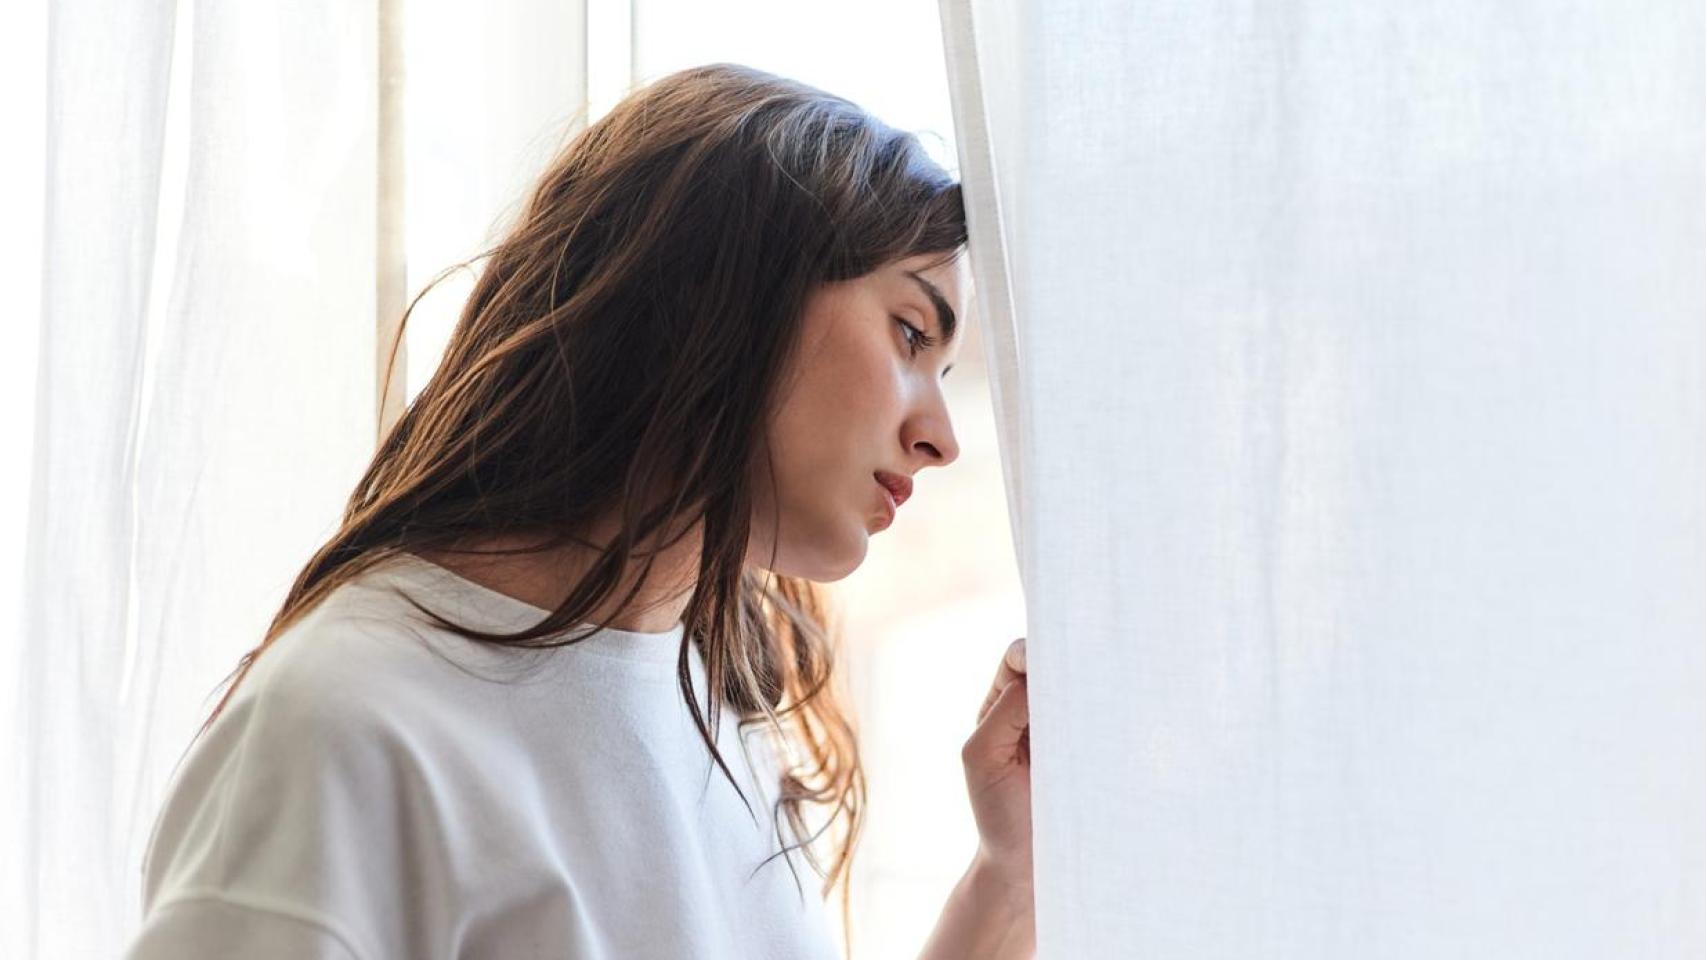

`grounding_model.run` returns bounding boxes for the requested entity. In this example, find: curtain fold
[13,2,599,953]
[11,2,378,955]
[941,0,1706,955]
[937,0,1028,578]
[18,1,181,954]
